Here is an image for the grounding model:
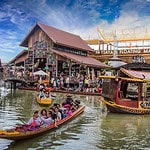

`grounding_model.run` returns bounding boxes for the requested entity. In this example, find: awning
[120,68,150,81]
[33,70,48,76]
[99,75,149,82]
[51,49,108,68]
